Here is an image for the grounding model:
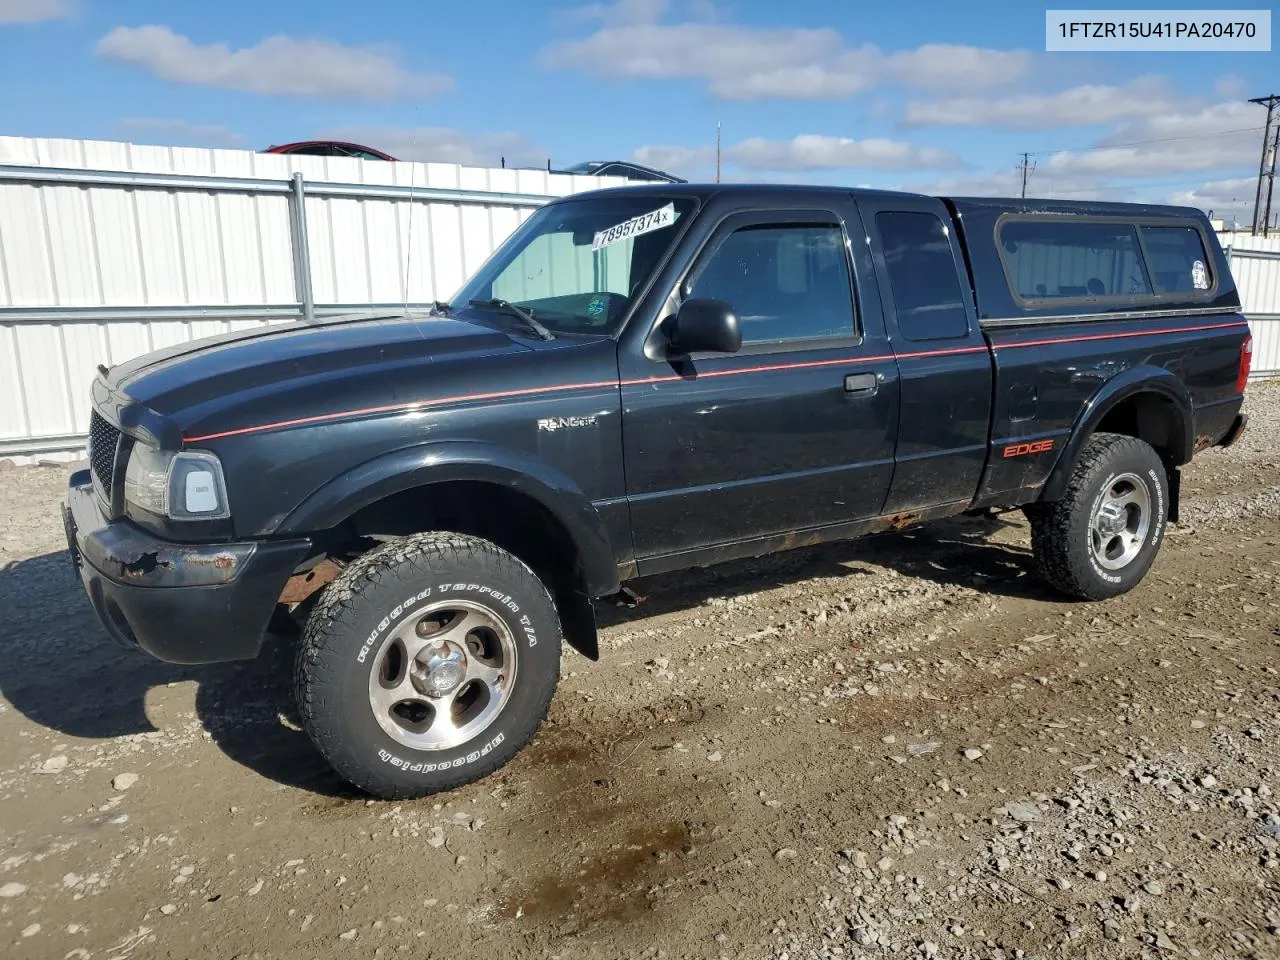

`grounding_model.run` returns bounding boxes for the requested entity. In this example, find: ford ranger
[61,184,1252,799]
